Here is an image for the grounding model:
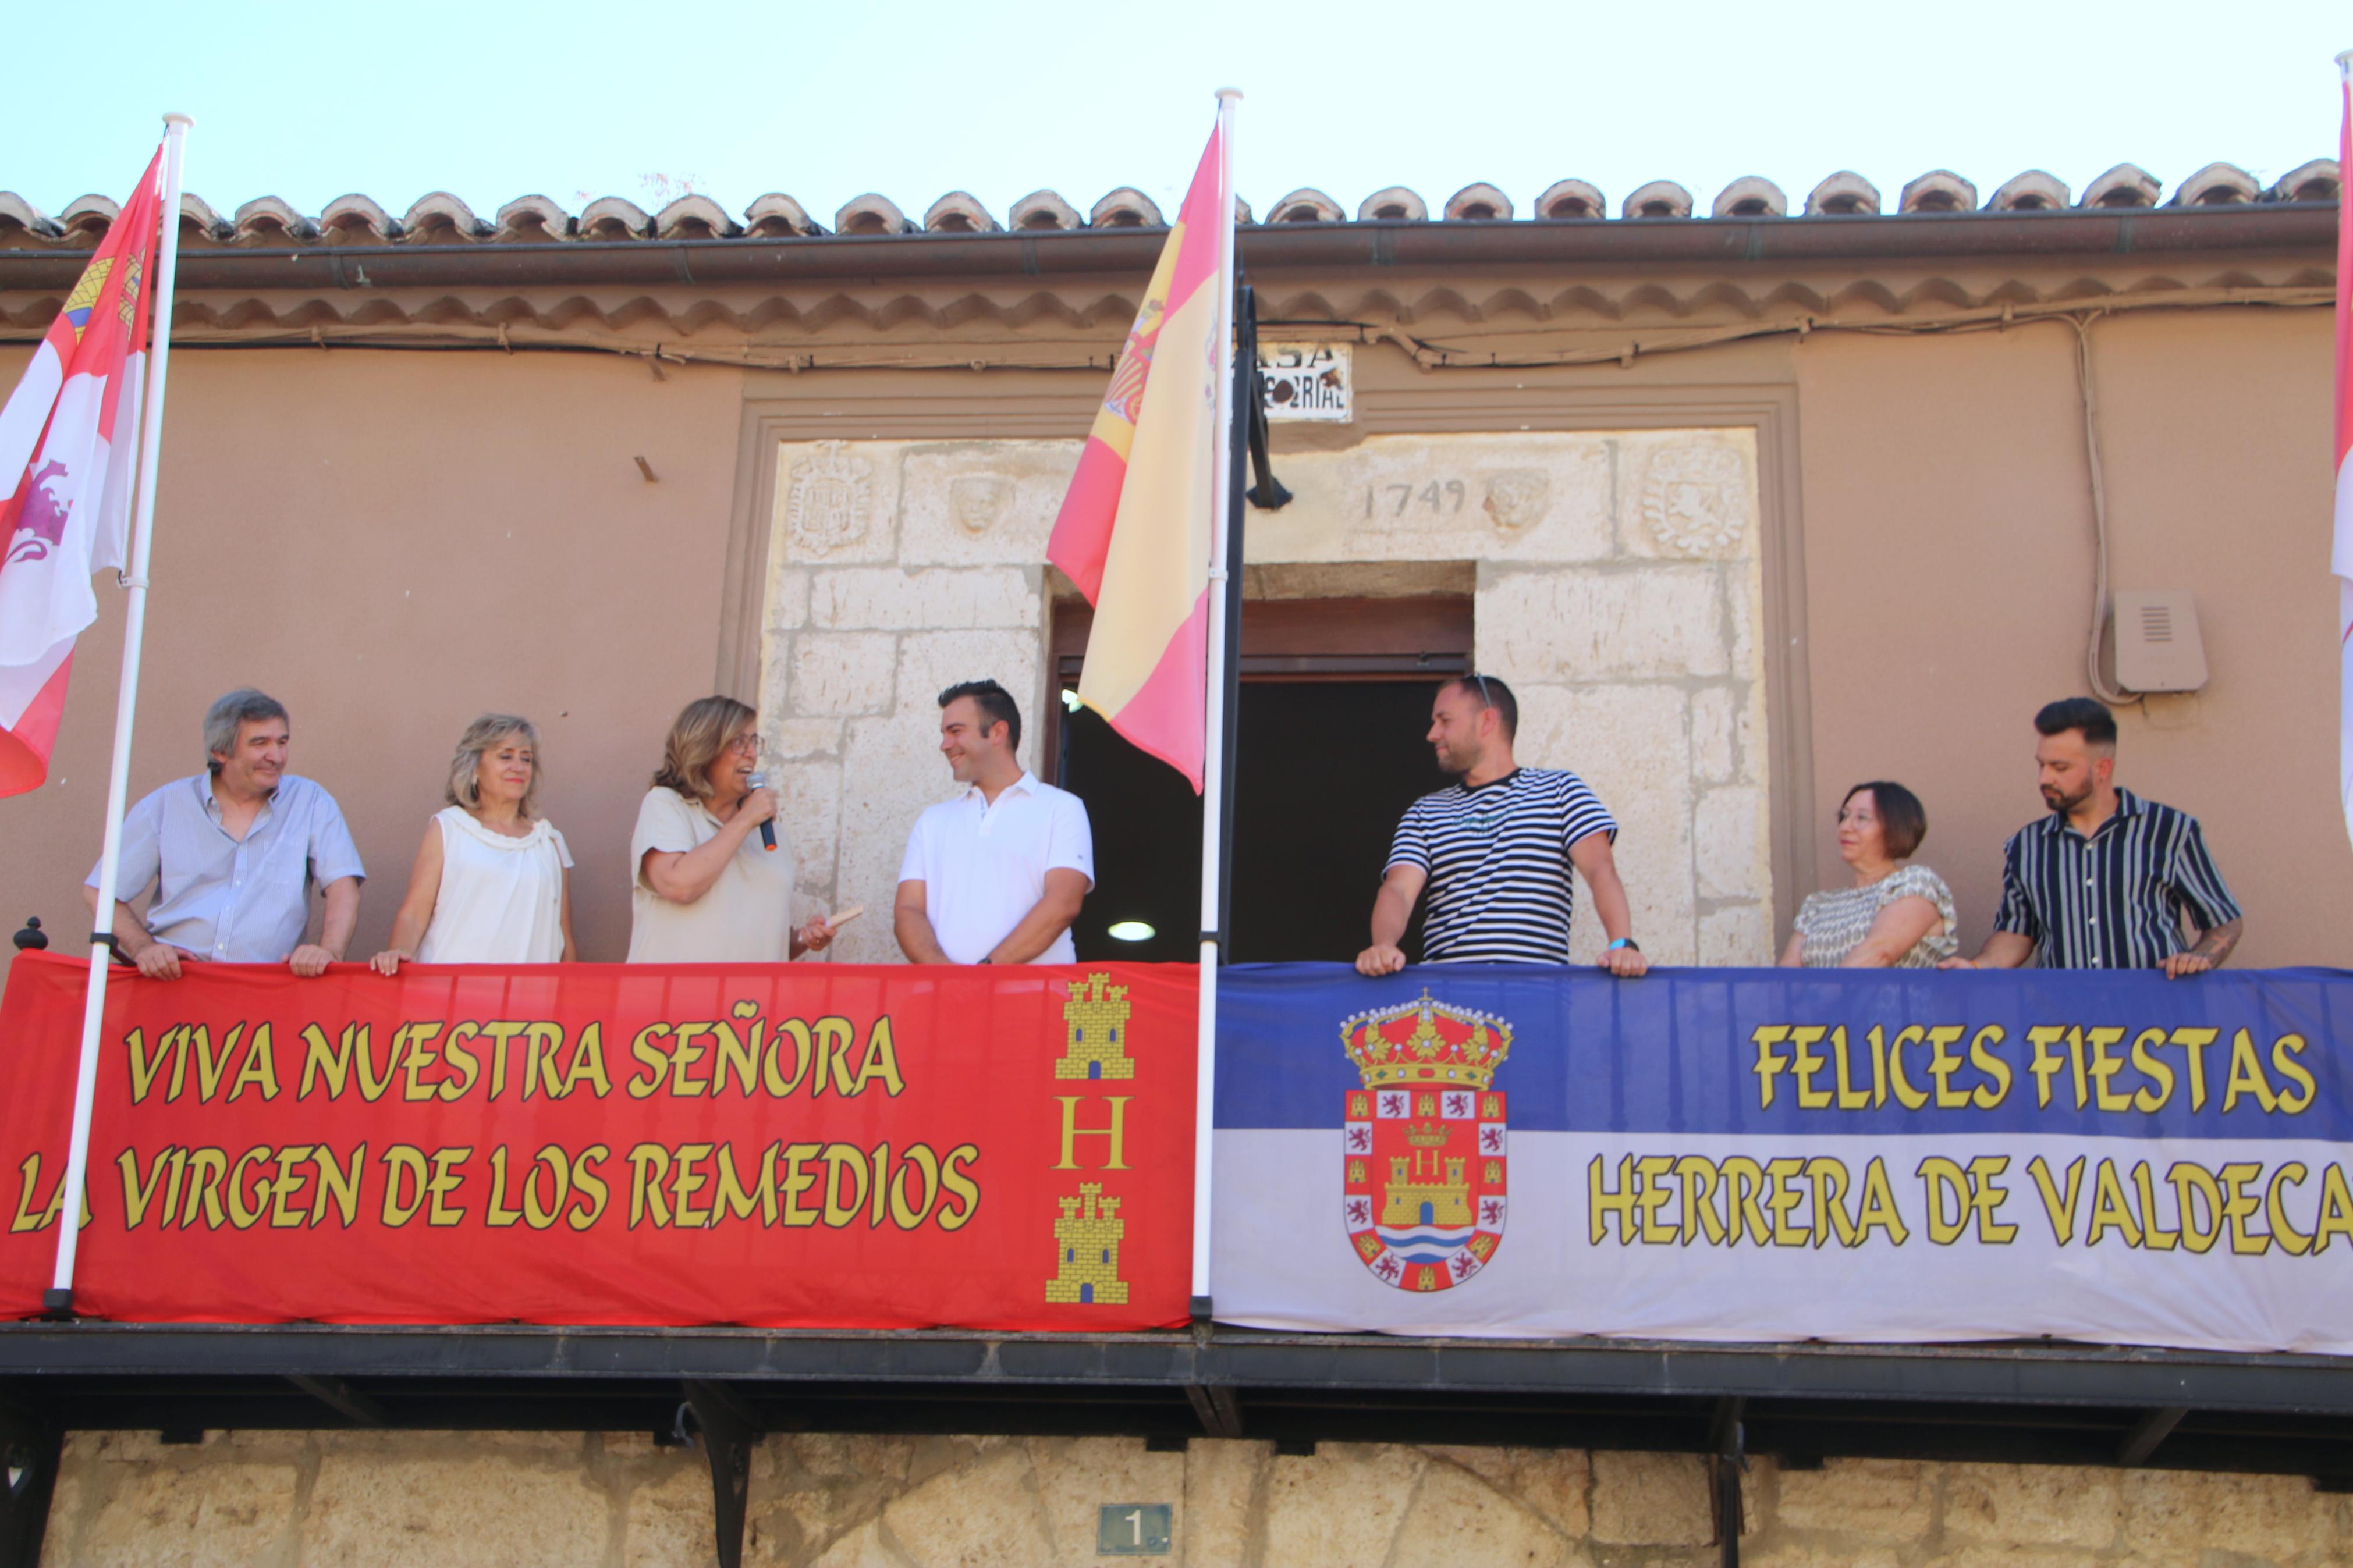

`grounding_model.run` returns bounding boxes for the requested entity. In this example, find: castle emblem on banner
[1339,991,1511,1293]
